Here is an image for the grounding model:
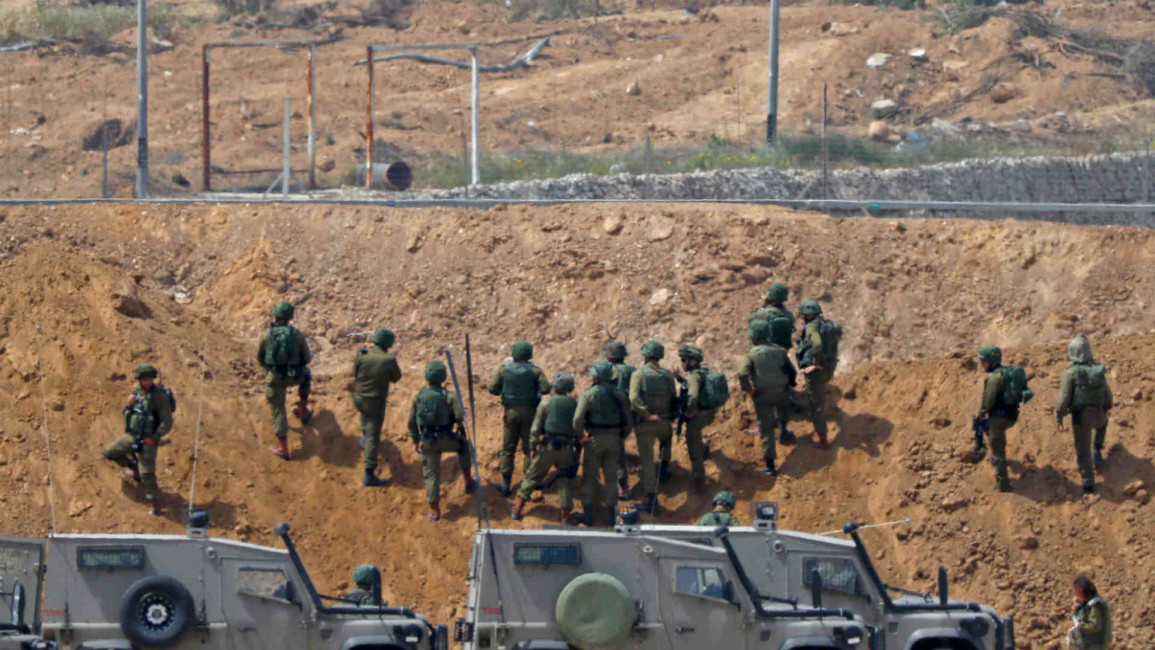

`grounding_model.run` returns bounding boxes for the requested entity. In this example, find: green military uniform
[103,368,174,501]
[408,366,471,505]
[748,284,795,350]
[629,341,676,507]
[1057,335,1113,492]
[978,351,1017,493]
[609,354,637,497]
[345,587,379,606]
[345,565,382,606]
[739,321,797,475]
[696,510,740,527]
[680,369,716,485]
[577,361,631,526]
[1072,596,1112,650]
[487,341,550,491]
[797,314,834,442]
[257,302,312,447]
[353,329,402,478]
[517,390,581,513]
